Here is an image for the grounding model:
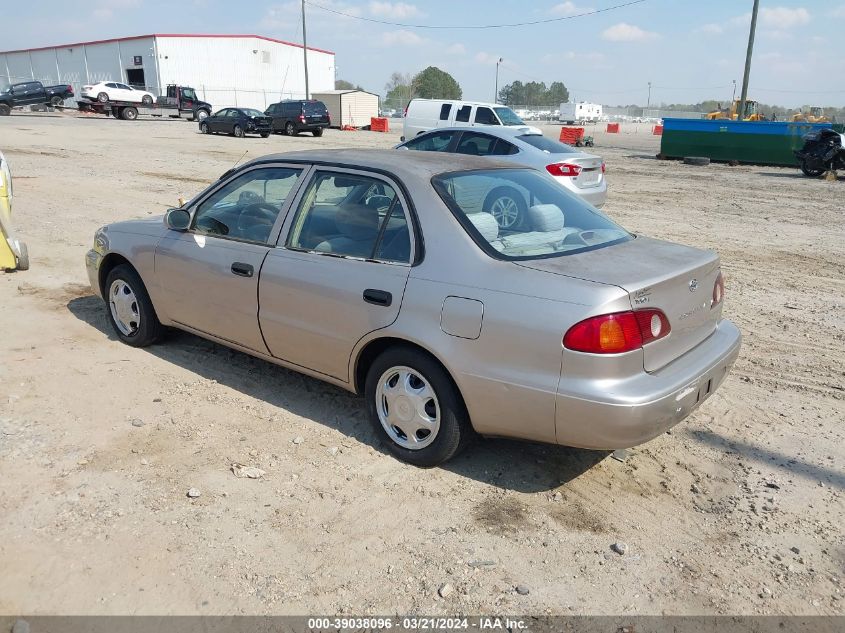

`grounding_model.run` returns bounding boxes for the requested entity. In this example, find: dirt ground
[0,111,842,616]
